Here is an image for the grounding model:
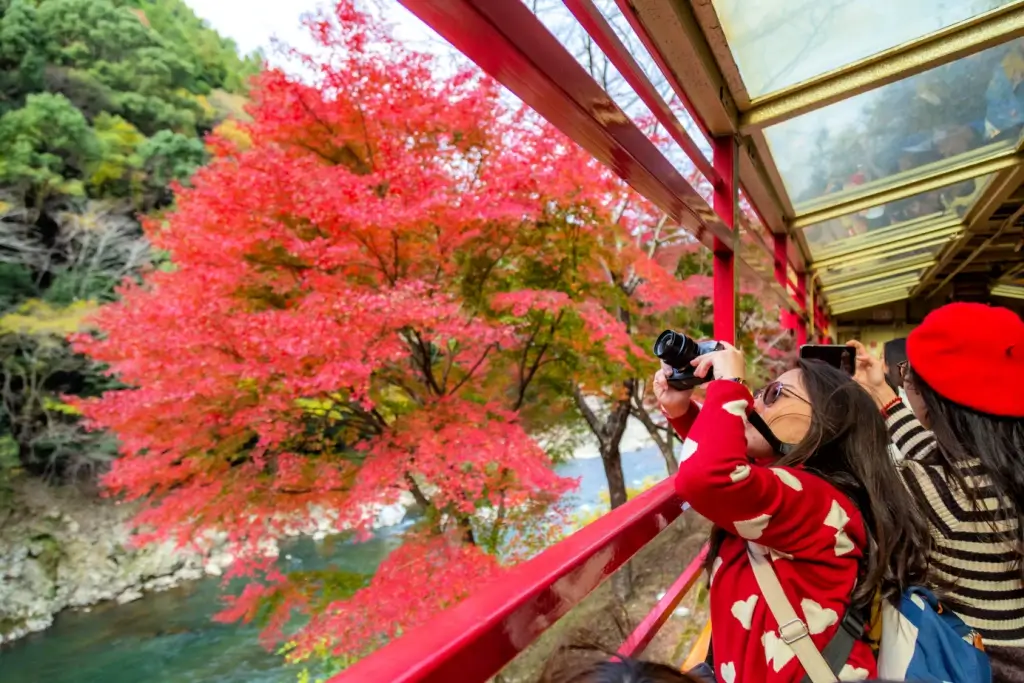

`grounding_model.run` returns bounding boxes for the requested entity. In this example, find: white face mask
[898,386,910,405]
